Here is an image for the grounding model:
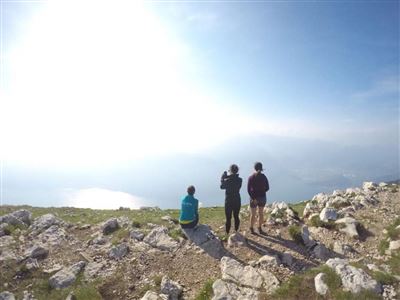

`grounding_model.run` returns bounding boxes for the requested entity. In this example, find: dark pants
[225,200,241,233]
[180,216,198,229]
